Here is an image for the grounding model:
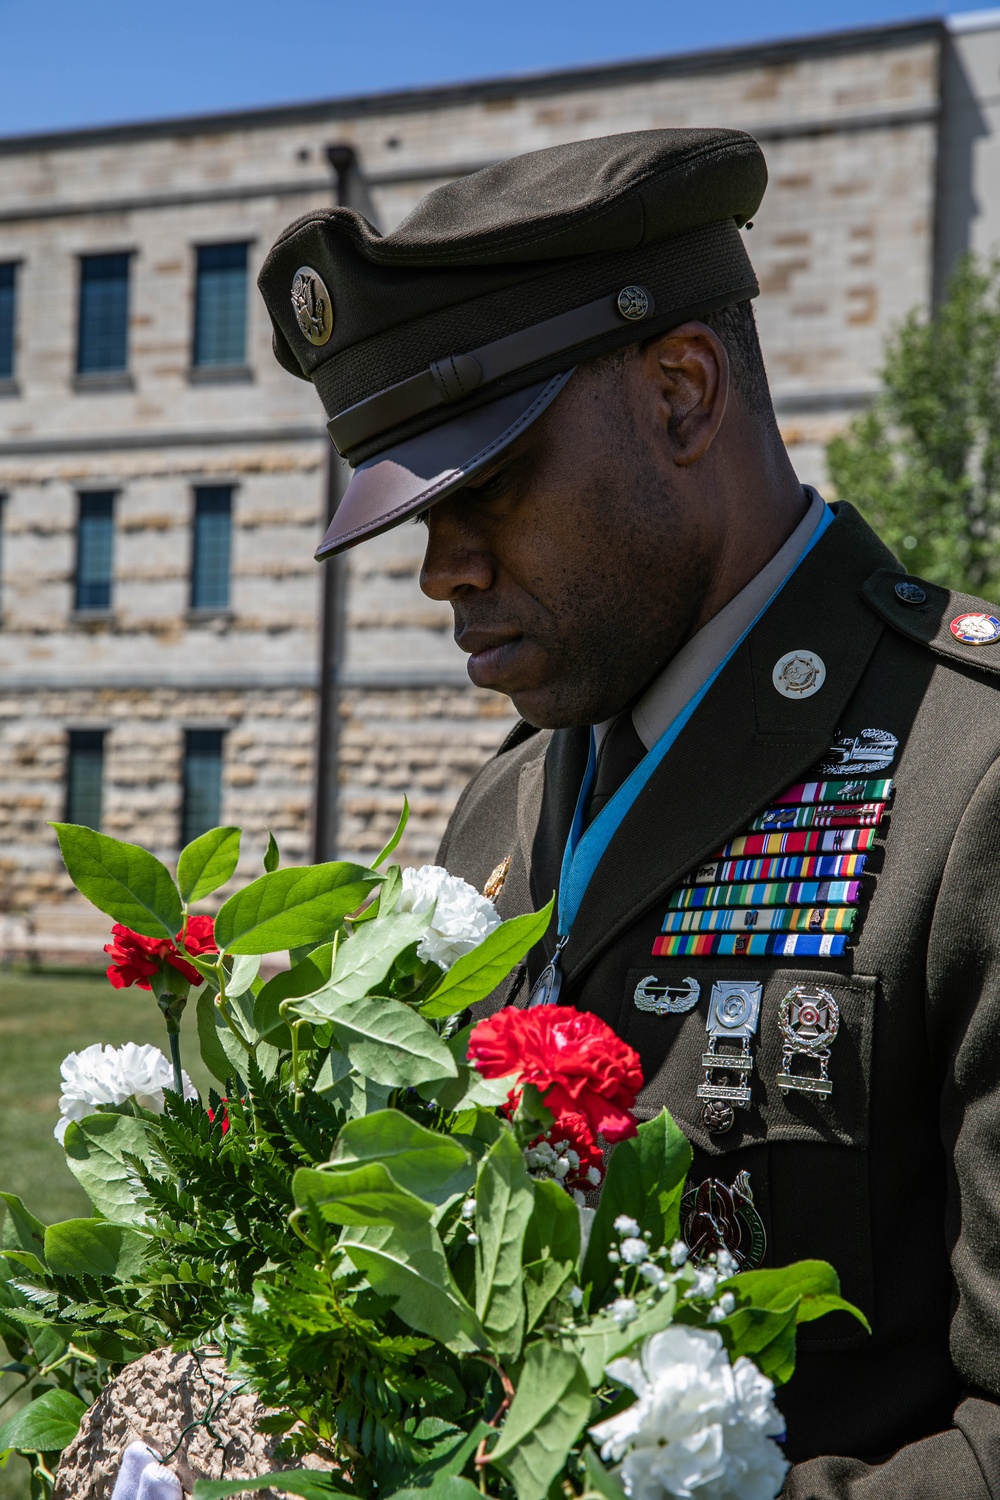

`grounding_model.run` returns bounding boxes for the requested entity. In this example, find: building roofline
[0,15,946,158]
